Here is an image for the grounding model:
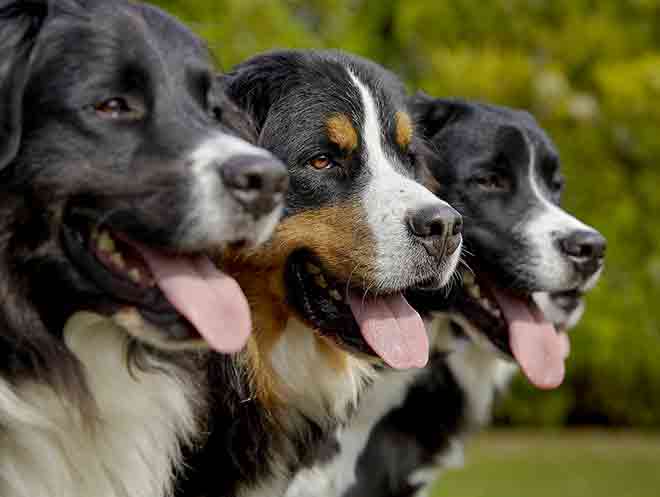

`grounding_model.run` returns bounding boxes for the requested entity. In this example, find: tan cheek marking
[326,114,358,153]
[221,203,376,407]
[395,111,413,150]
